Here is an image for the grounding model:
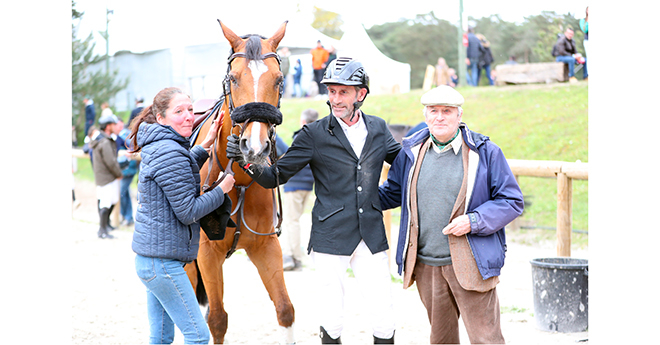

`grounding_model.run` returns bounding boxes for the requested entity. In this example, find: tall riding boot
[98,208,114,239]
[320,326,341,344]
[106,204,116,231]
[374,331,395,344]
